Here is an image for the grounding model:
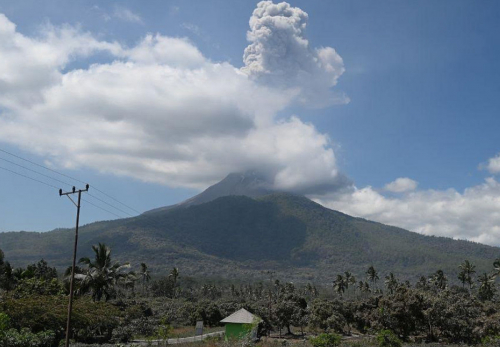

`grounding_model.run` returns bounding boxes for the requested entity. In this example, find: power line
[0,165,59,189]
[1,157,172,245]
[0,147,141,215]
[91,187,141,215]
[0,148,87,184]
[81,198,123,219]
[86,192,134,217]
[0,164,123,220]
[0,156,74,187]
